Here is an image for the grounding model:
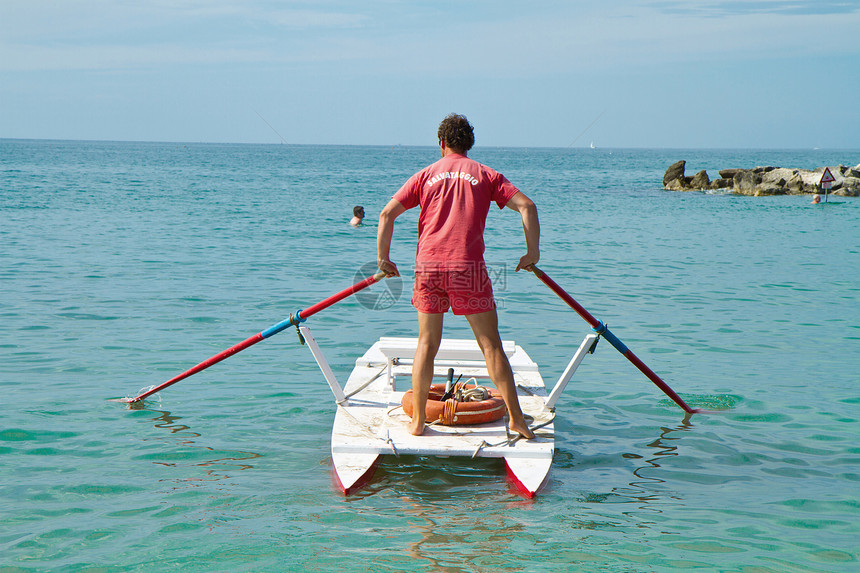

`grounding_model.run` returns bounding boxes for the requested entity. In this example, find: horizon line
[2,137,857,153]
